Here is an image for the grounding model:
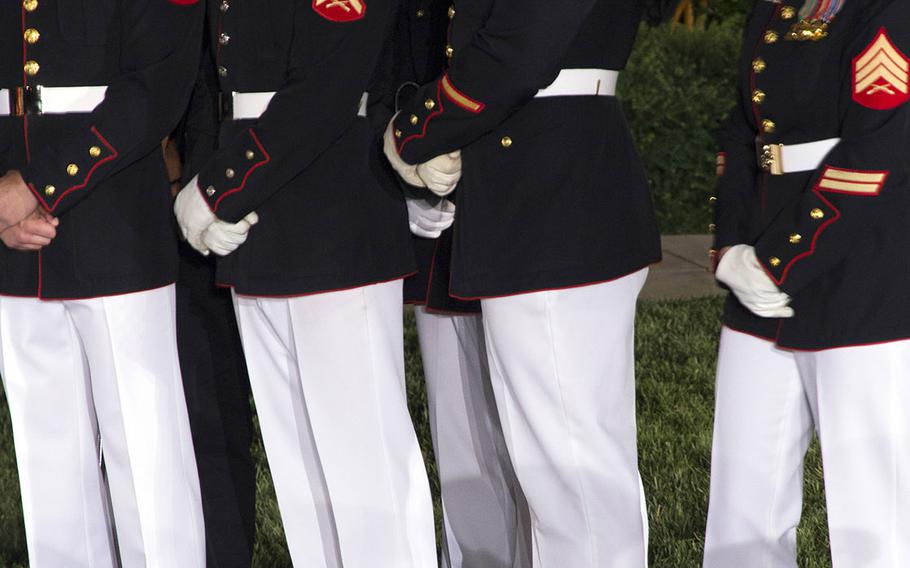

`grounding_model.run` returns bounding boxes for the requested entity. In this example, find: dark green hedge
[619,21,743,234]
